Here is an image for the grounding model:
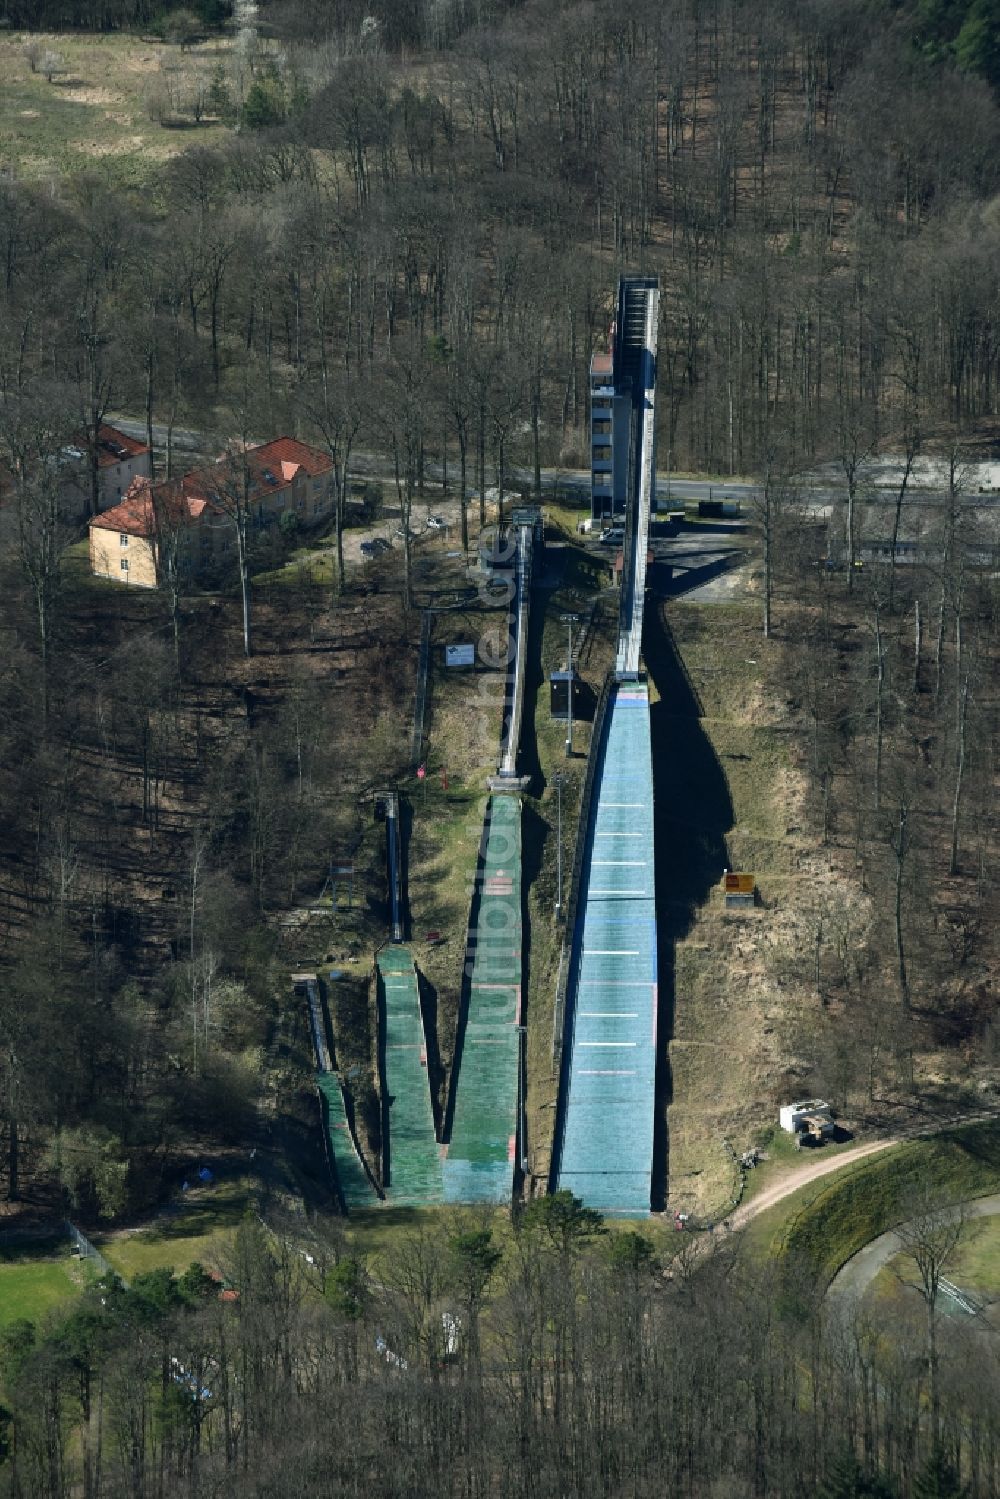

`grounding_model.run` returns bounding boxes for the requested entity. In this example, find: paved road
[827,1194,1000,1309]
[108,415,996,514]
[108,414,749,507]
